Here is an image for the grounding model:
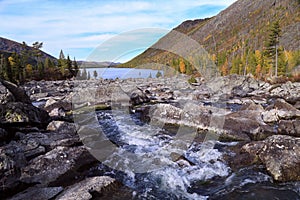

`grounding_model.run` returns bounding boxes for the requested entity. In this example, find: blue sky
[0,0,236,62]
